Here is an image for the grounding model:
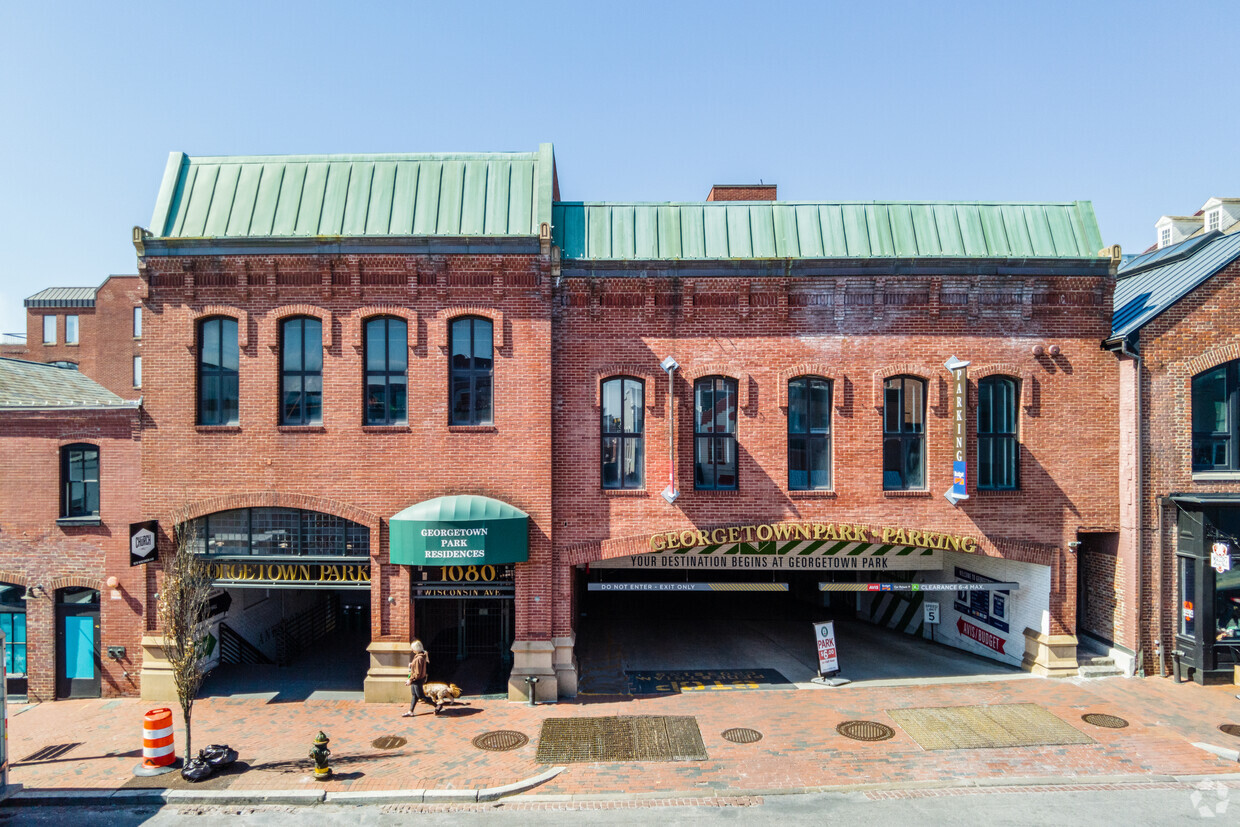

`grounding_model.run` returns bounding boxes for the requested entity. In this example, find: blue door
[56,588,101,698]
